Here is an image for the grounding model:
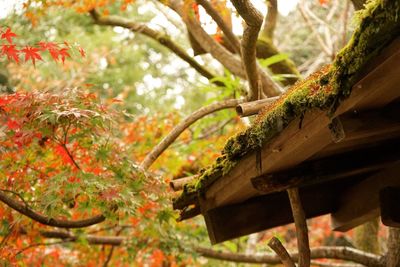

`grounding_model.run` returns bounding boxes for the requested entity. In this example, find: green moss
[173,0,400,211]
